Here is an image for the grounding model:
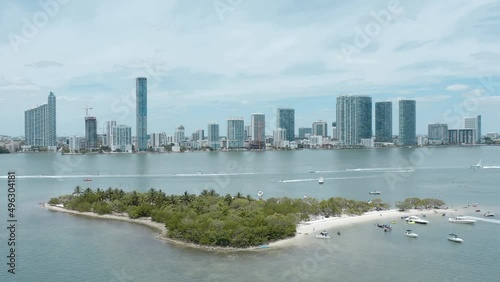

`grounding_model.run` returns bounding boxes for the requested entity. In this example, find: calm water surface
[0,146,499,281]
